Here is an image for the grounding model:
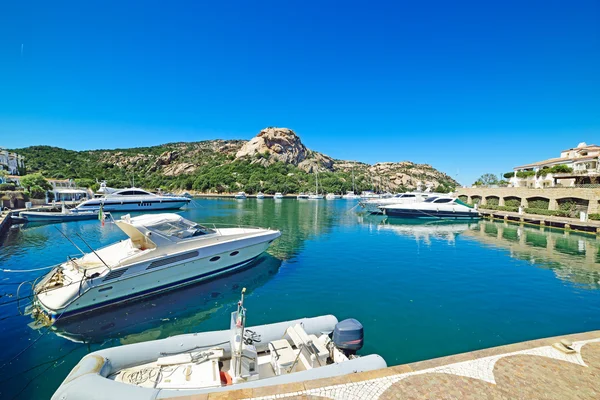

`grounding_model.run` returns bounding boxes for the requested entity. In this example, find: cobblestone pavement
[171,330,600,400]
